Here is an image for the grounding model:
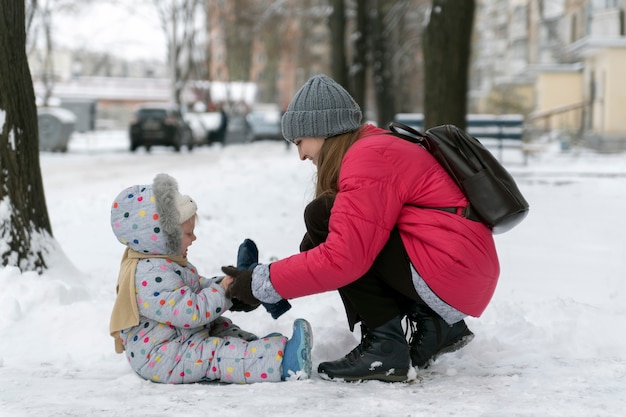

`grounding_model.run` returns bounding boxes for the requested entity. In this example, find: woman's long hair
[315,127,363,198]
